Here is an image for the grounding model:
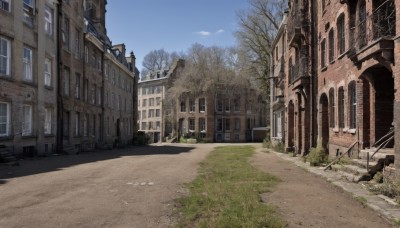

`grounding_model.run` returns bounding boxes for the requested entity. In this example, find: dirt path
[0,144,217,228]
[251,148,395,228]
